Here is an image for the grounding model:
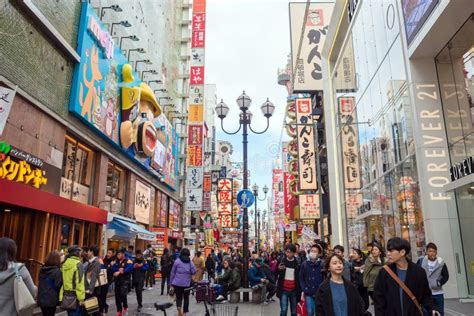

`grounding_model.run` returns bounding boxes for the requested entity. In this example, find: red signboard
[192,31,205,48]
[192,13,206,31]
[190,66,205,84]
[188,125,203,145]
